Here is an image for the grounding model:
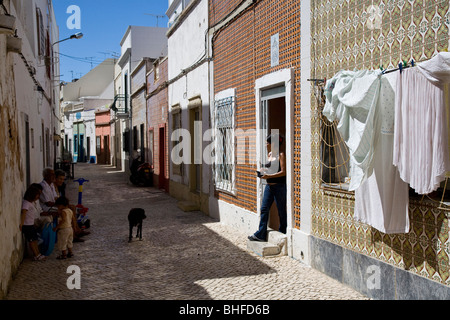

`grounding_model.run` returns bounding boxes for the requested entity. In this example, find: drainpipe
[128,54,133,173]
